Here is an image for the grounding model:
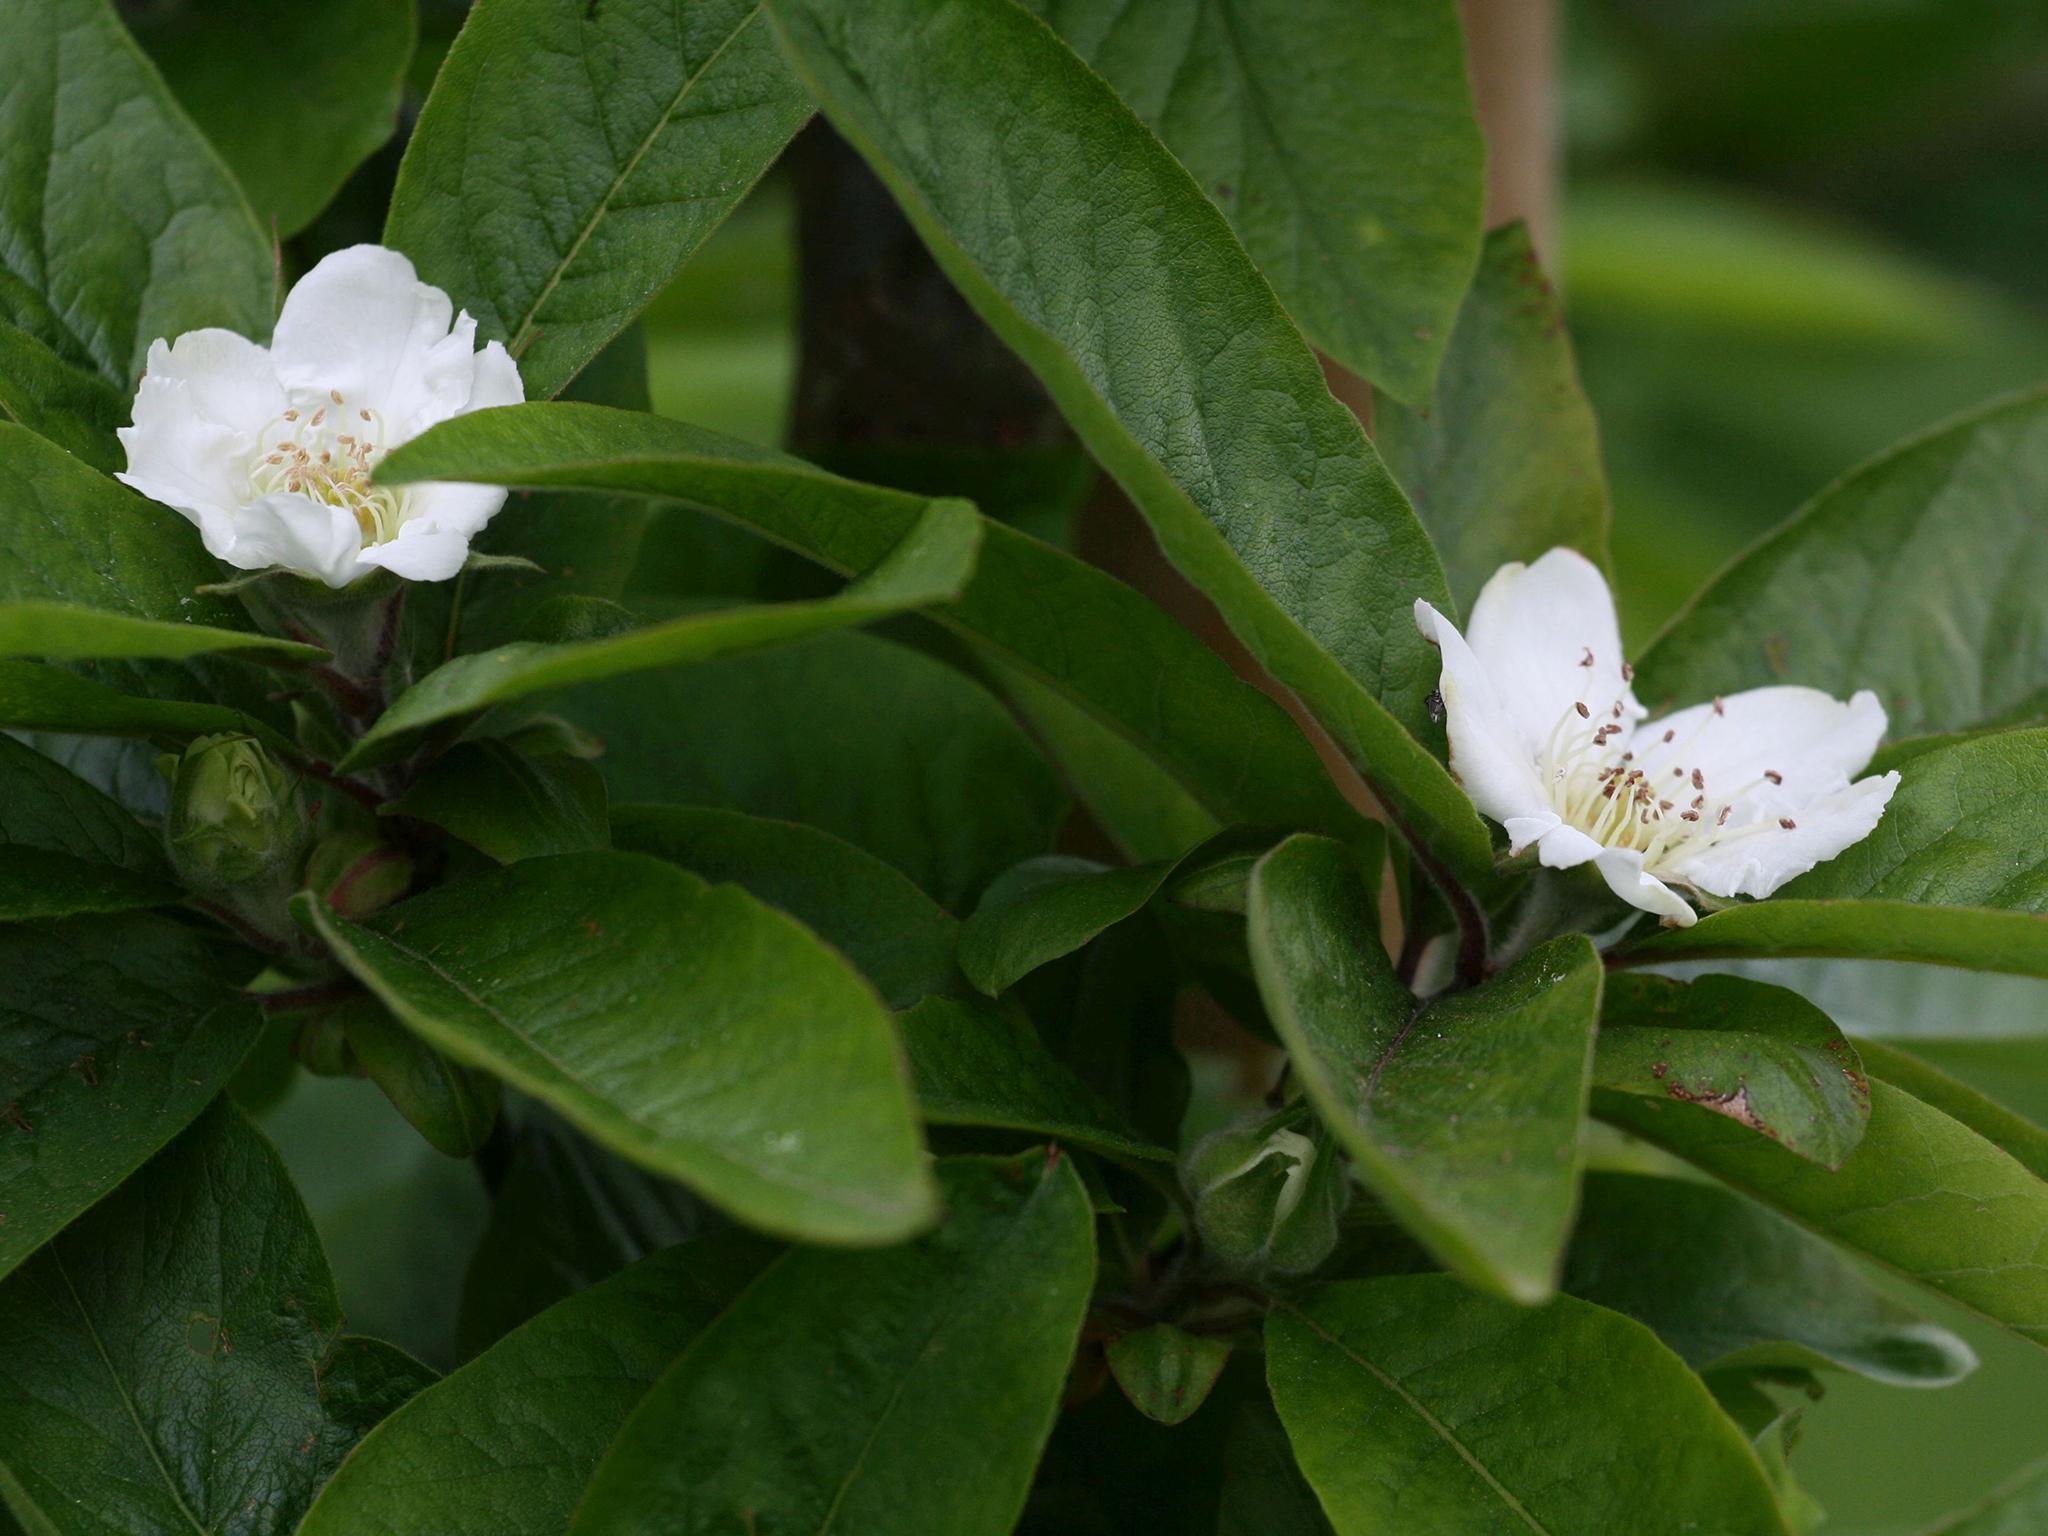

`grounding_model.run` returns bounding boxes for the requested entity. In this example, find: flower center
[1536,667,1790,873]
[248,389,406,545]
